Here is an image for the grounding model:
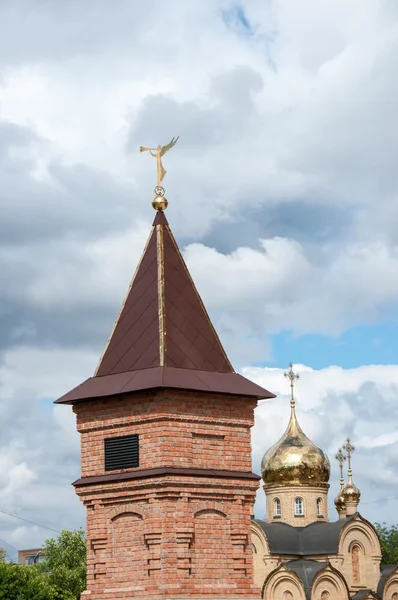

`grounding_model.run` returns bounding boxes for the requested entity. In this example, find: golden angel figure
[140,136,179,186]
